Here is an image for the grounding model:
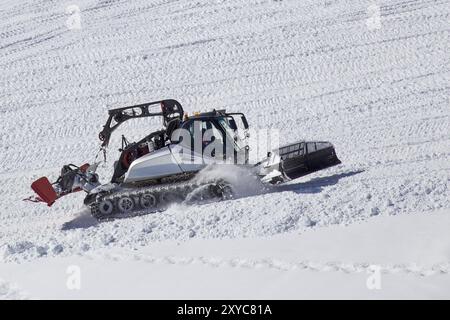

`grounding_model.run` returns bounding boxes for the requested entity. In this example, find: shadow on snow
[274,170,364,194]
